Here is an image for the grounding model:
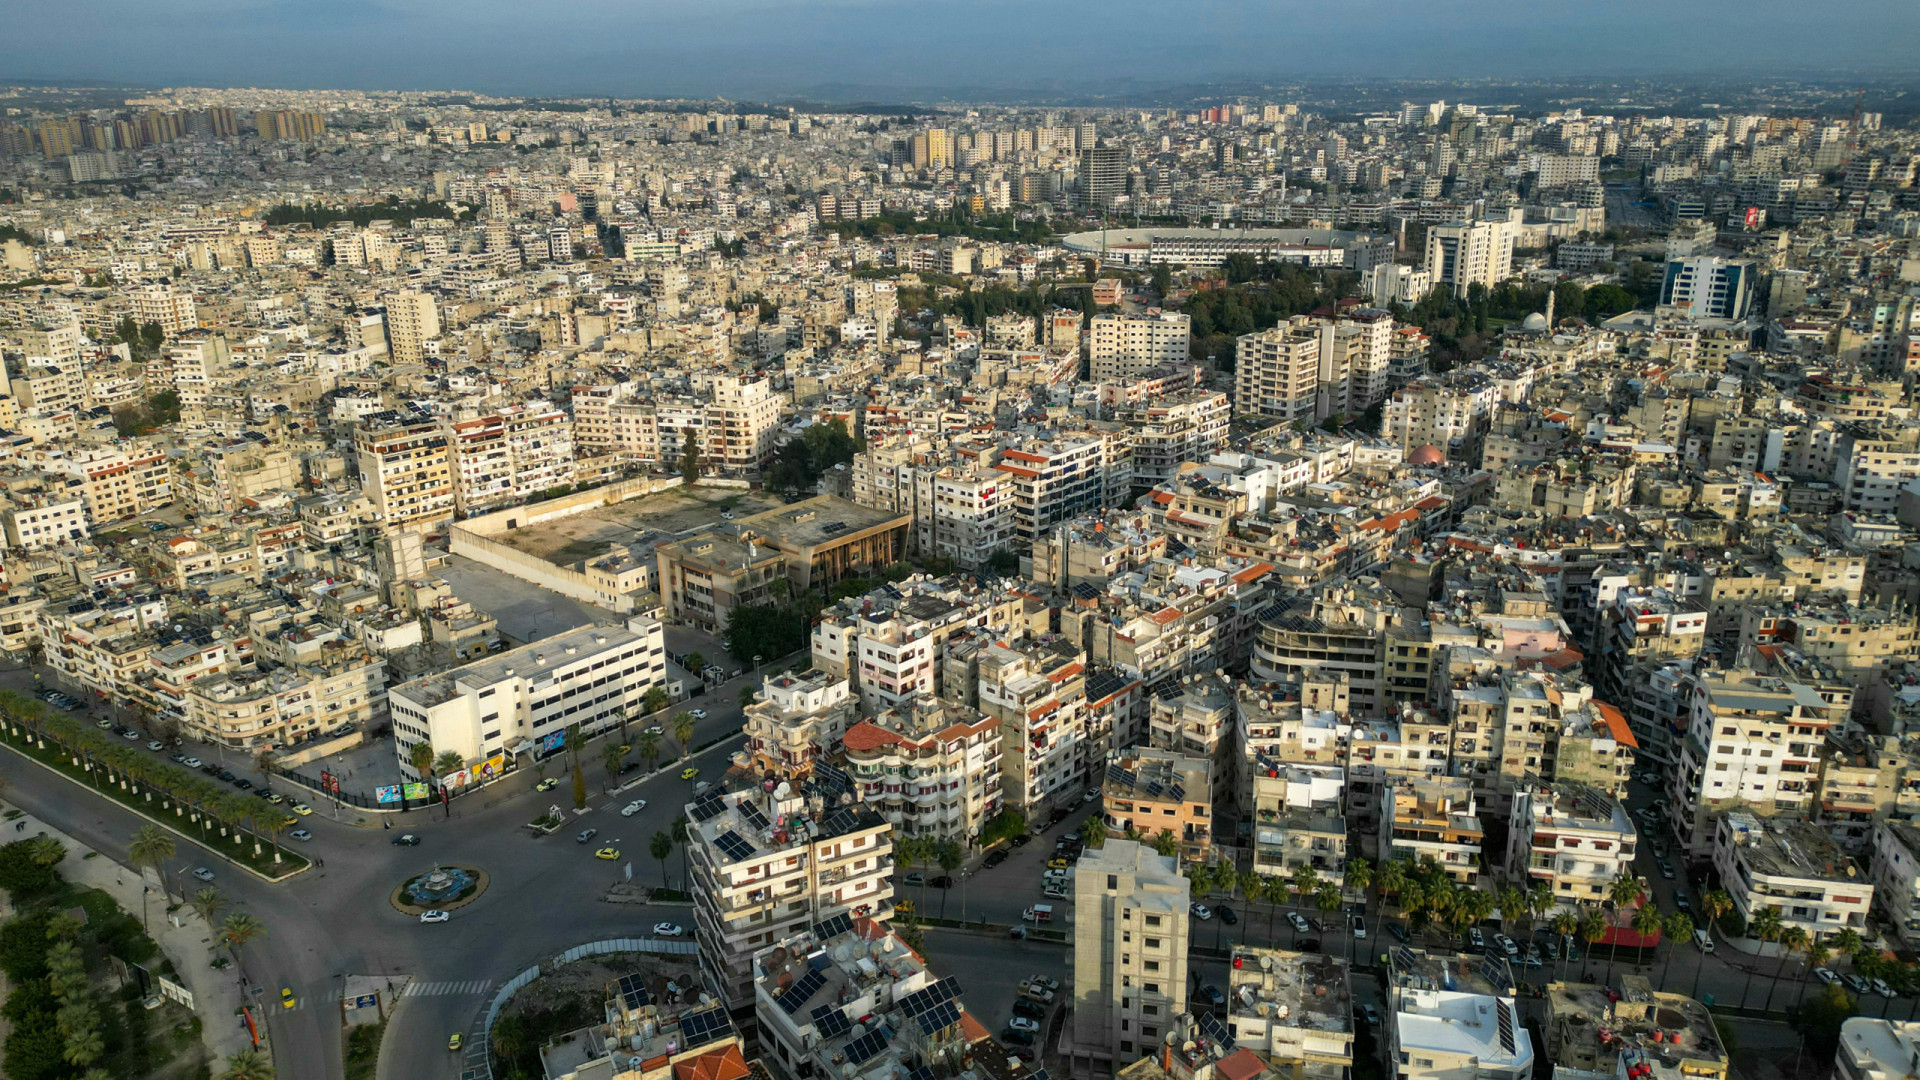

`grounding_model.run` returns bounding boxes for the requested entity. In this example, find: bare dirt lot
[496,486,786,566]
